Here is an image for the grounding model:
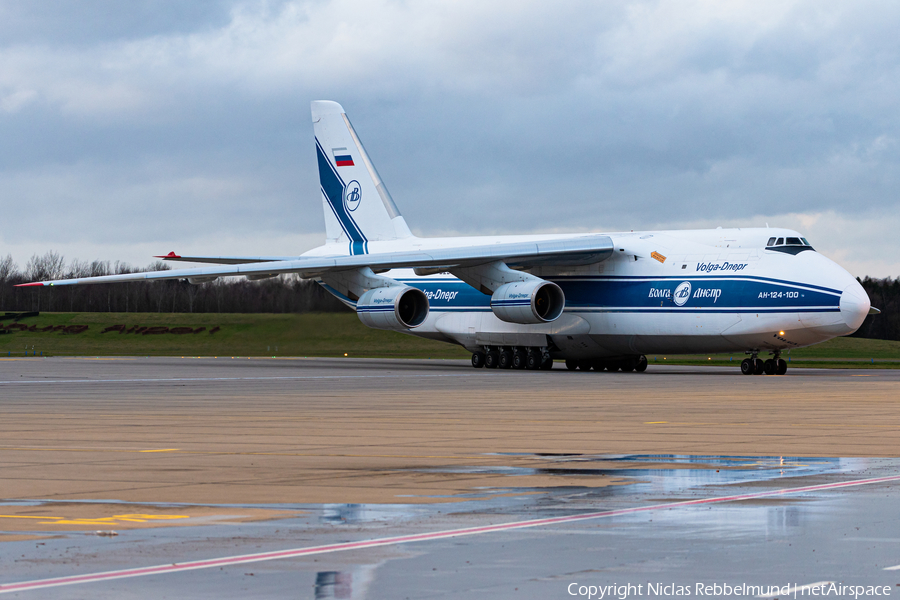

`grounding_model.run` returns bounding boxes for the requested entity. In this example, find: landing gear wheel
[565,359,578,371]
[485,351,499,369]
[740,358,754,375]
[512,348,527,370]
[635,355,648,373]
[471,352,485,368]
[753,358,765,375]
[764,359,776,375]
[540,355,554,370]
[499,350,513,369]
[525,350,541,370]
[776,358,788,375]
